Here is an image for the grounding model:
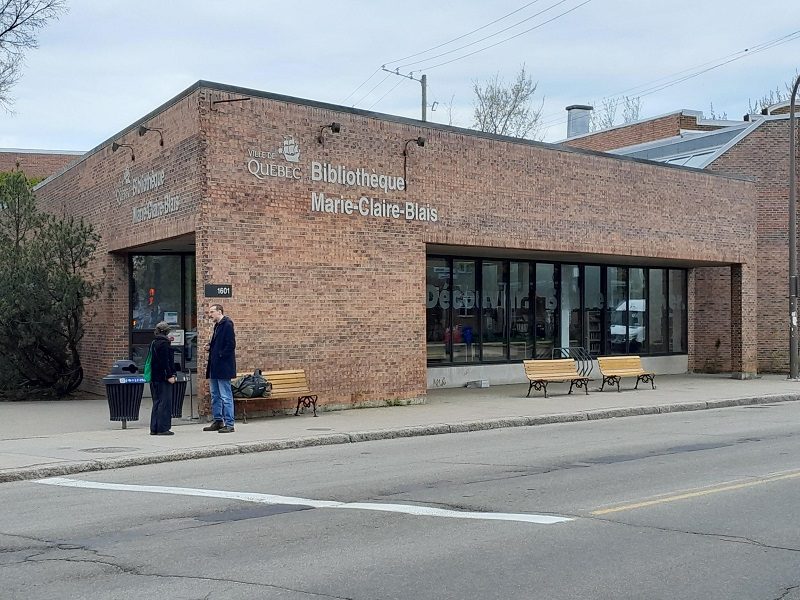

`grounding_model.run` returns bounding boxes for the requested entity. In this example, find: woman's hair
[154,321,171,334]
